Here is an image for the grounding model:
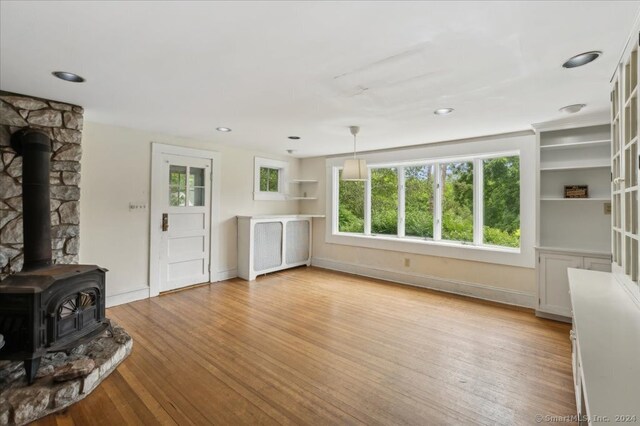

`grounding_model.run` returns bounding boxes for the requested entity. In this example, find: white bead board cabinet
[237,215,323,281]
[568,269,640,425]
[535,124,612,321]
